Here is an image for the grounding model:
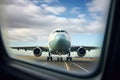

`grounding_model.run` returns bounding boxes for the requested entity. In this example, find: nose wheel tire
[47,57,53,61]
[60,57,63,61]
[57,57,59,61]
[66,57,72,61]
[57,57,63,61]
